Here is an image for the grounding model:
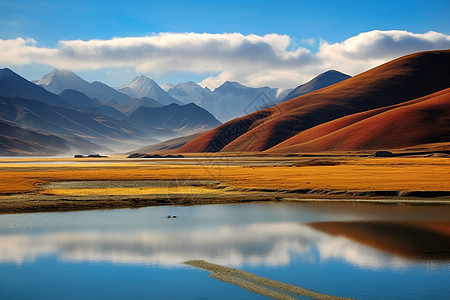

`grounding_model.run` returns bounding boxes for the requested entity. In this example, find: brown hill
[176,50,450,153]
[269,88,450,152]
